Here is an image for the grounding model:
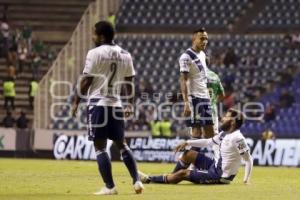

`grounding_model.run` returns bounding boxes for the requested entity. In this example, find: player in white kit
[139,109,253,185]
[71,21,144,195]
[179,28,215,139]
